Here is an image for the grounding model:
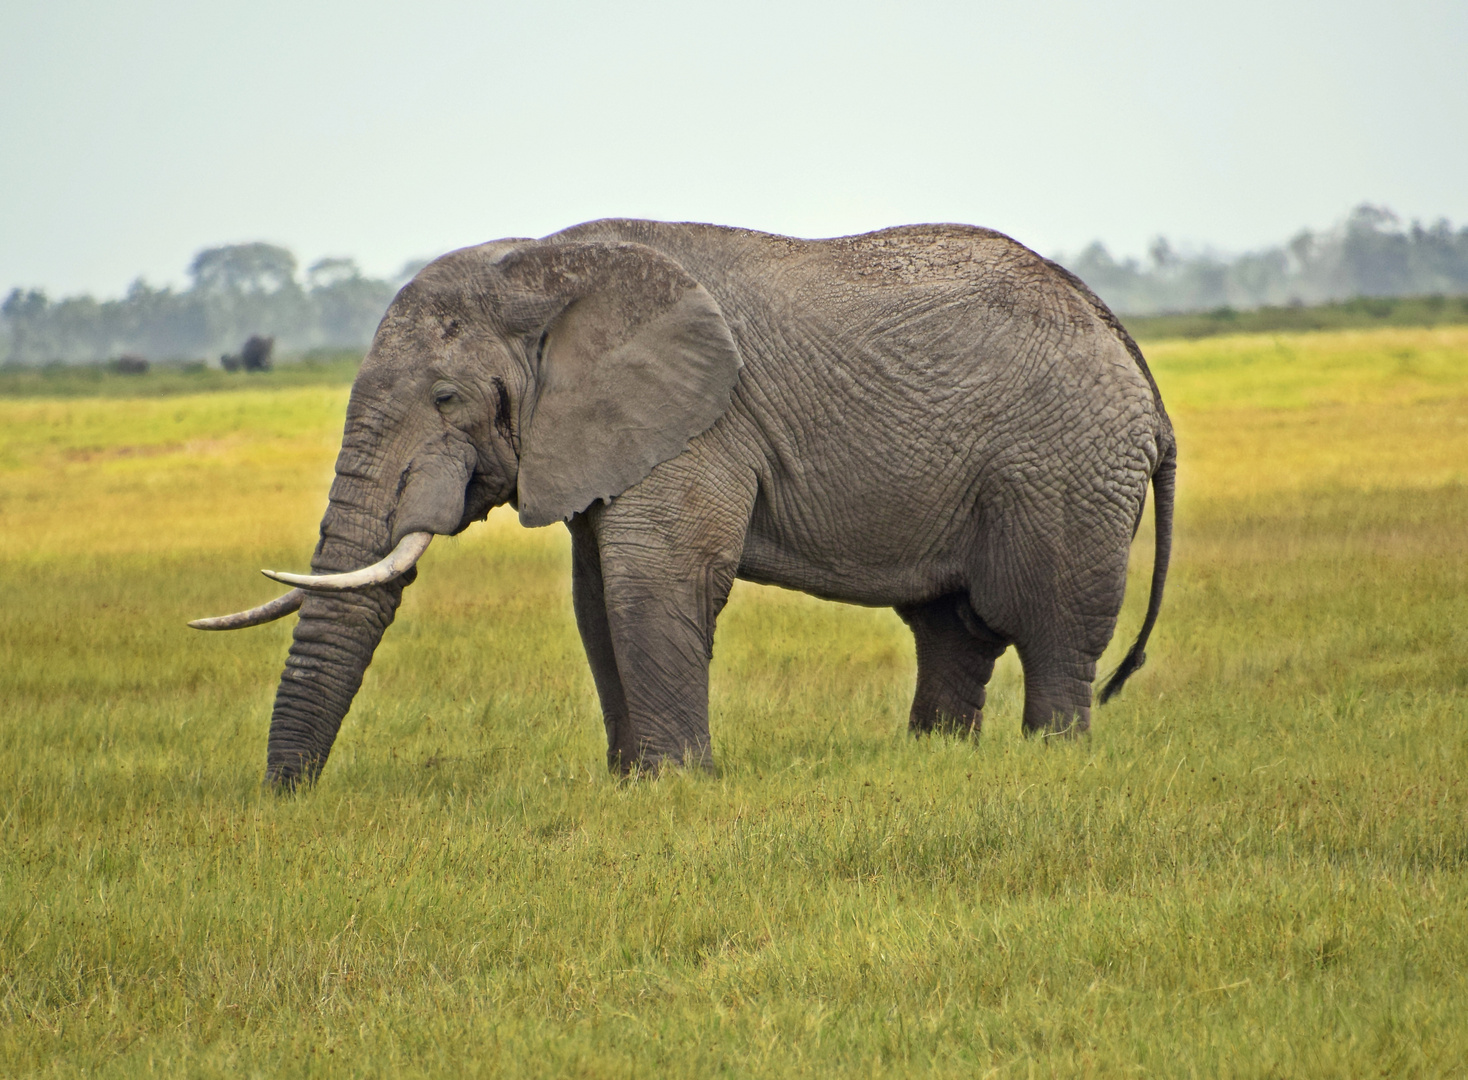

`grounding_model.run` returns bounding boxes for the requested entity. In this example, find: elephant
[192,219,1176,788]
[222,334,274,373]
